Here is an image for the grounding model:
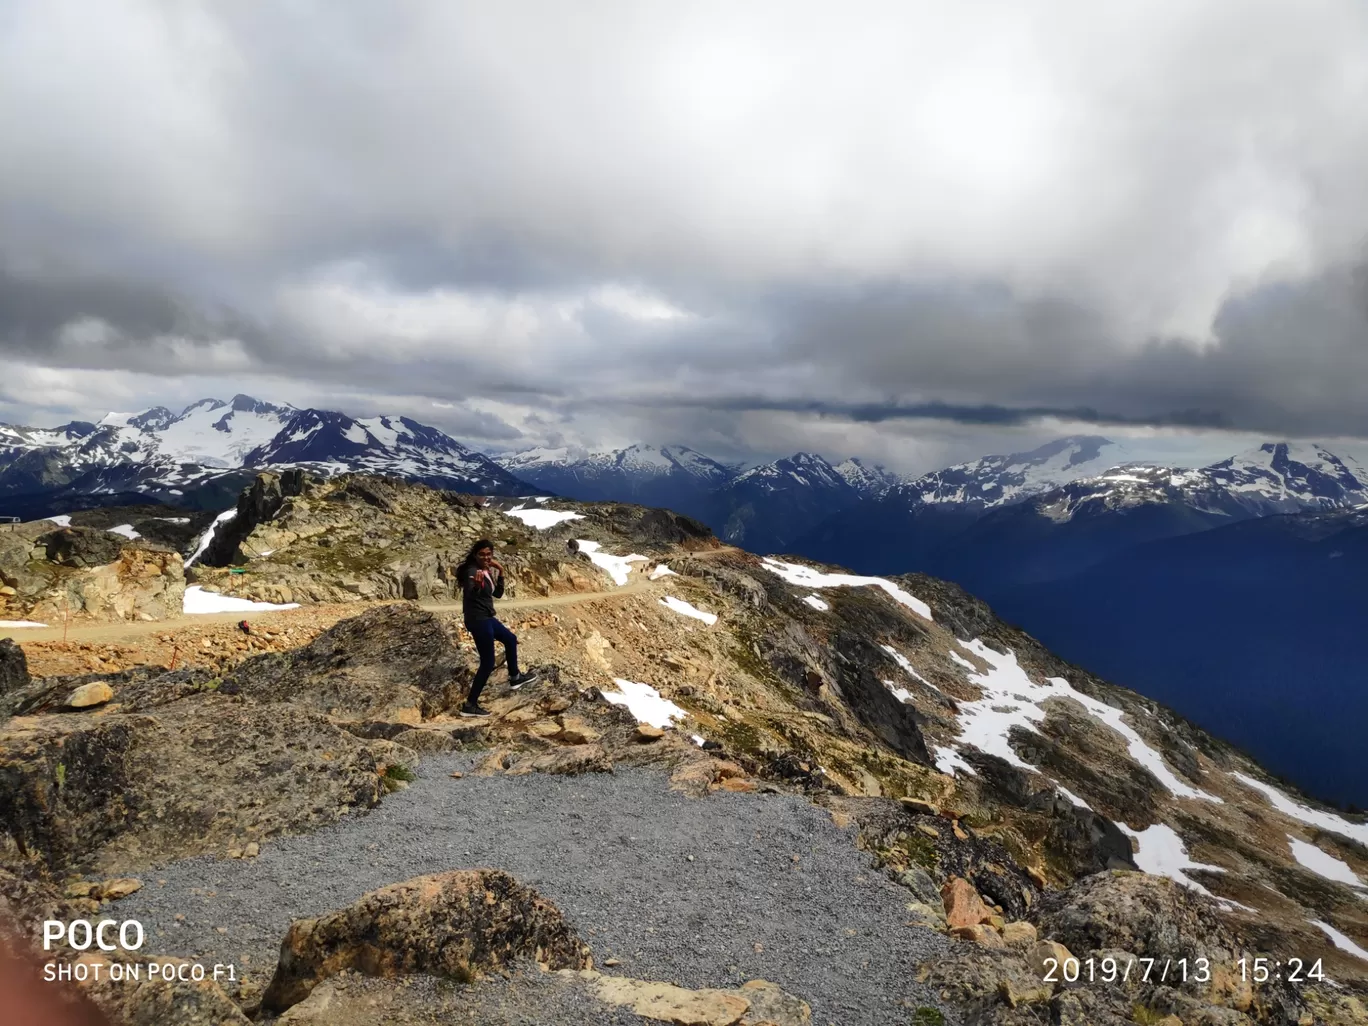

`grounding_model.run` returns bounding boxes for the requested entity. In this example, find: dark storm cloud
[3,1,1368,450]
